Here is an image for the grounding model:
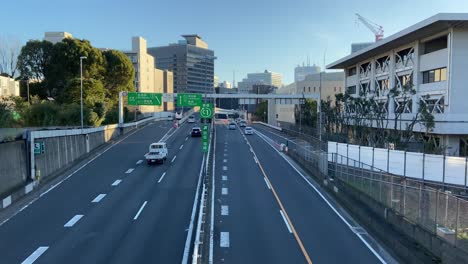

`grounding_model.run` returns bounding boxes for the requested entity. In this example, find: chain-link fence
[283,134,468,255]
